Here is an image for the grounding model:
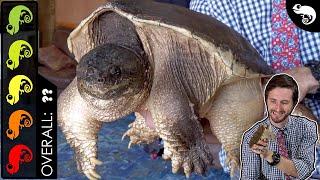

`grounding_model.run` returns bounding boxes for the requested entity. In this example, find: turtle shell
[68,0,273,77]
